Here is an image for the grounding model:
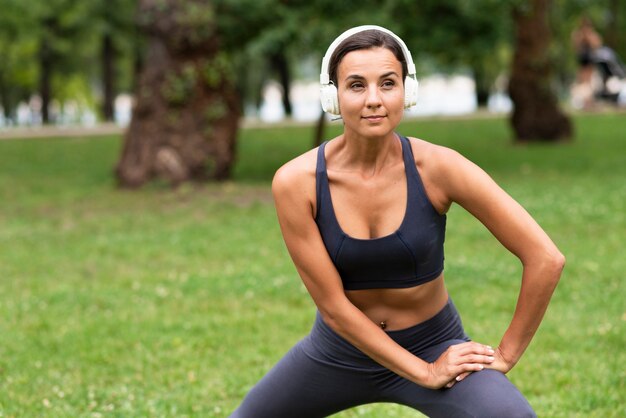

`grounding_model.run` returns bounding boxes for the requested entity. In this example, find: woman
[231,25,564,417]
[571,17,603,108]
